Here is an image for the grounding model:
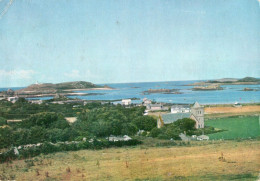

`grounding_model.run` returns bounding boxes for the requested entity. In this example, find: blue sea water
[1,81,260,105]
[69,81,260,105]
